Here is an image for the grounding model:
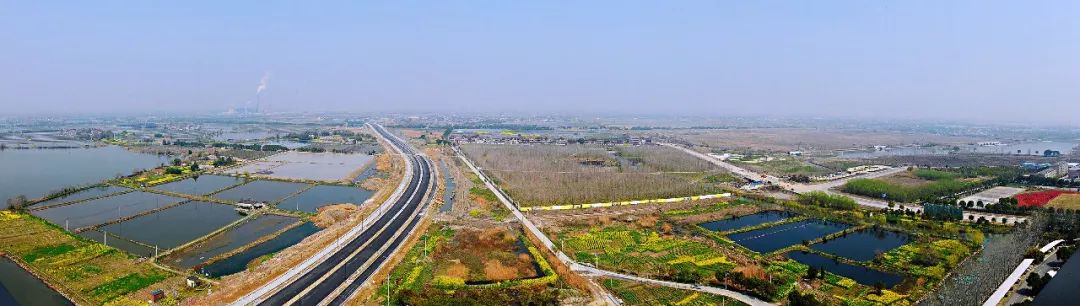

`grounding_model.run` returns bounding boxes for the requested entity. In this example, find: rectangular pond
[212,180,310,203]
[0,256,73,306]
[263,152,373,181]
[699,210,795,233]
[786,251,904,288]
[163,214,300,269]
[200,222,320,277]
[277,185,373,213]
[810,227,914,262]
[32,191,187,230]
[727,219,851,253]
[78,230,156,257]
[152,175,244,196]
[32,186,130,208]
[99,201,242,250]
